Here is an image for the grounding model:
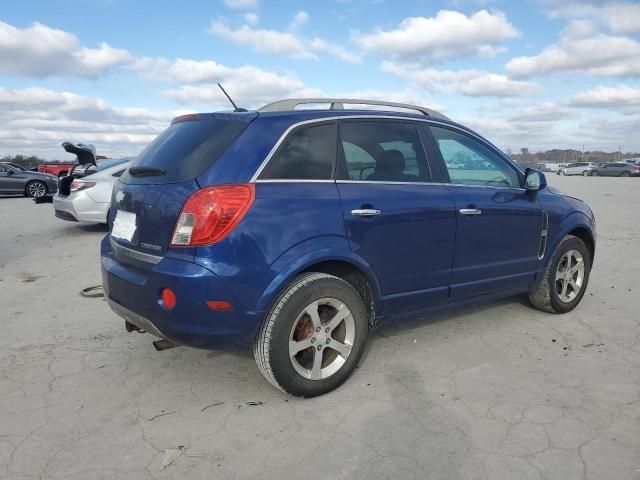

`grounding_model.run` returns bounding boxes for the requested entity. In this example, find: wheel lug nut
[311,337,316,343]
[326,338,331,344]
[316,327,321,332]
[325,327,330,333]
[316,345,322,351]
